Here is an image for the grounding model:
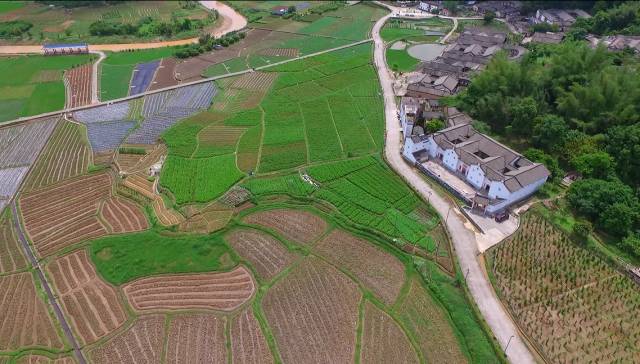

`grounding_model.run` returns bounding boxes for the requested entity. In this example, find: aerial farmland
[5,0,638,363]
